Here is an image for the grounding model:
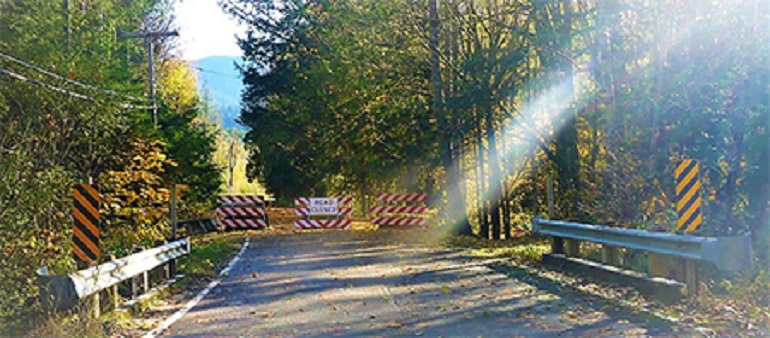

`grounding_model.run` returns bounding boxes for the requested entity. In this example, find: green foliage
[0,153,75,334]
[0,0,222,333]
[223,0,438,203]
[225,0,768,273]
[155,102,223,219]
[445,234,549,265]
[214,129,267,196]
[178,234,242,278]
